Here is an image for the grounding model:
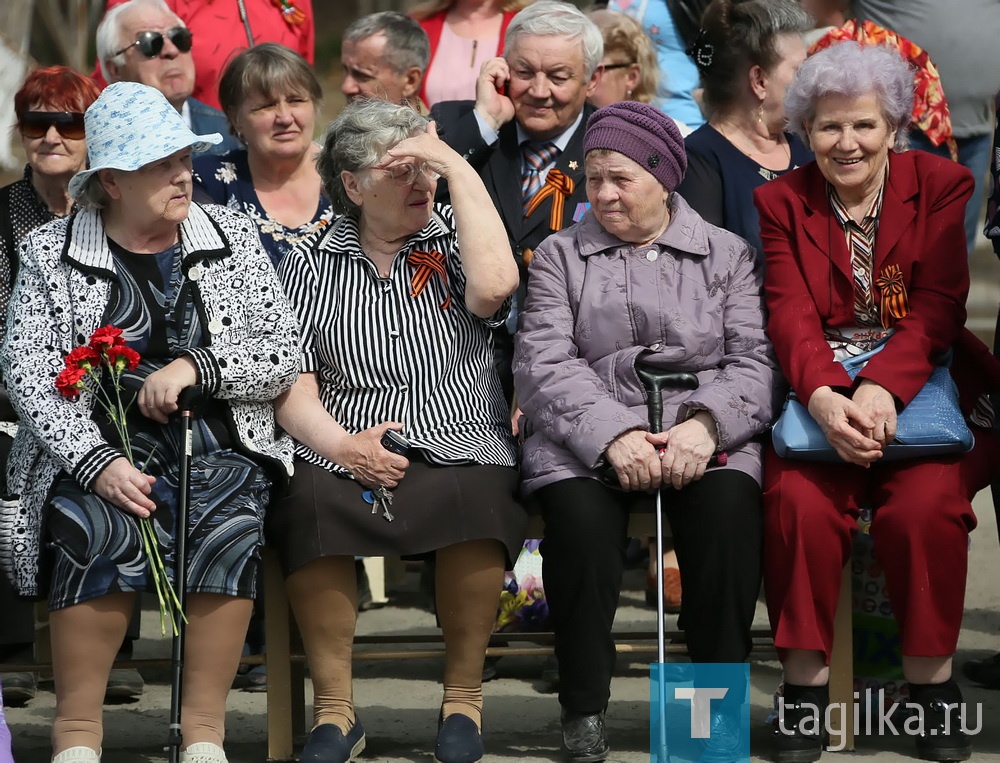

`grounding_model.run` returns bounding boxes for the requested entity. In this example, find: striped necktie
[521,141,559,212]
